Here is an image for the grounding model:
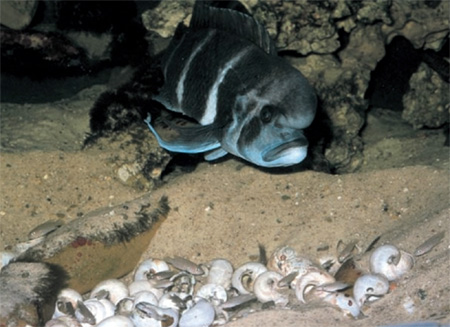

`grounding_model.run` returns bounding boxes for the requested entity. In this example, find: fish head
[221,65,317,167]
